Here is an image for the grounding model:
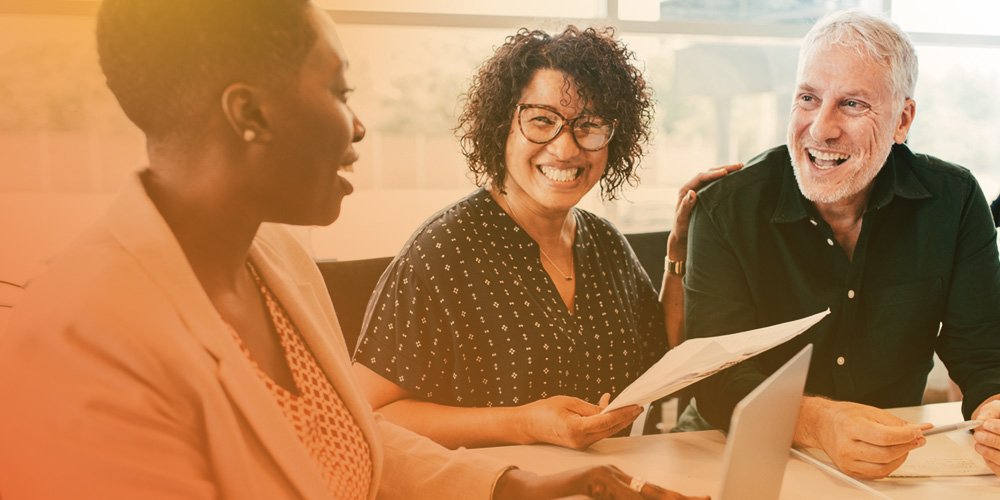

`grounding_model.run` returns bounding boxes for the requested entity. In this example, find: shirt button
[809,218,818,226]
[836,356,846,366]
[847,289,856,299]
[826,238,835,246]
